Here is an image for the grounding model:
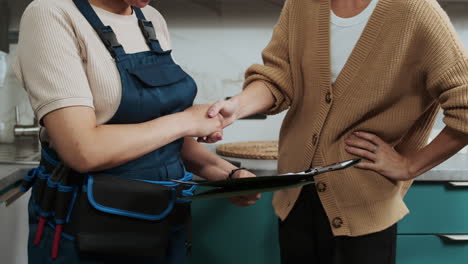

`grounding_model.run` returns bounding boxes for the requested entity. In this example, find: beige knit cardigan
[244,0,468,236]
